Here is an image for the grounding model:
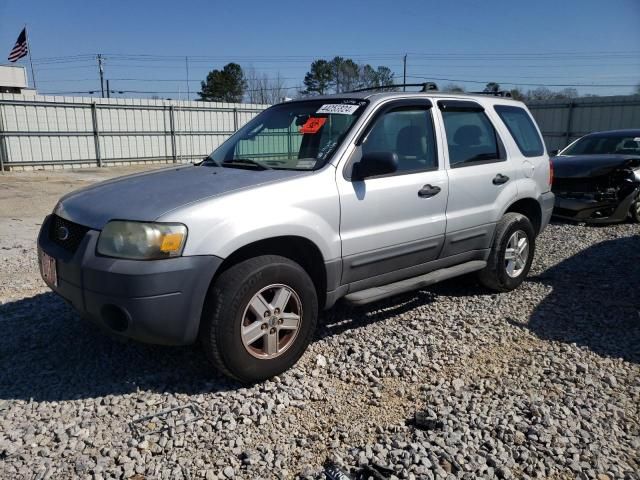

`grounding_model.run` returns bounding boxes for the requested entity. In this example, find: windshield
[561,133,640,156]
[203,99,368,170]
